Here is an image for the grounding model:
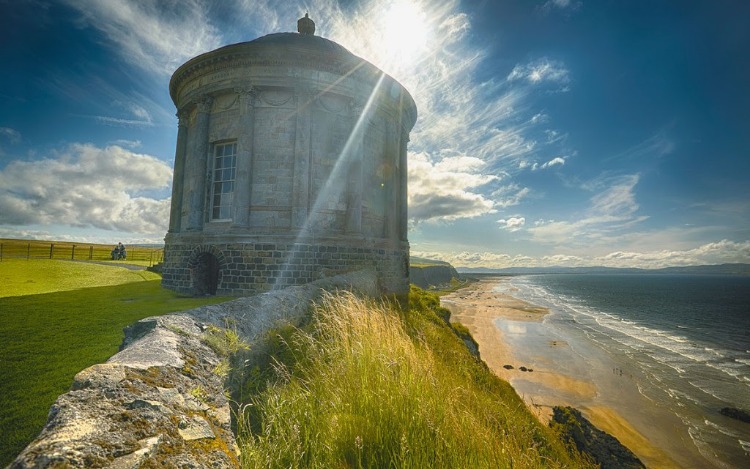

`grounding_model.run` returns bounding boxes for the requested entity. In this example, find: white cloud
[594,240,750,268]
[542,254,584,265]
[532,156,566,171]
[604,129,675,162]
[0,143,172,235]
[590,174,639,217]
[94,102,154,127]
[63,0,222,76]
[491,184,530,208]
[498,216,525,231]
[0,127,21,144]
[543,156,565,168]
[109,139,142,149]
[408,152,497,222]
[529,174,646,244]
[507,58,570,87]
[539,0,583,14]
[413,239,750,270]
